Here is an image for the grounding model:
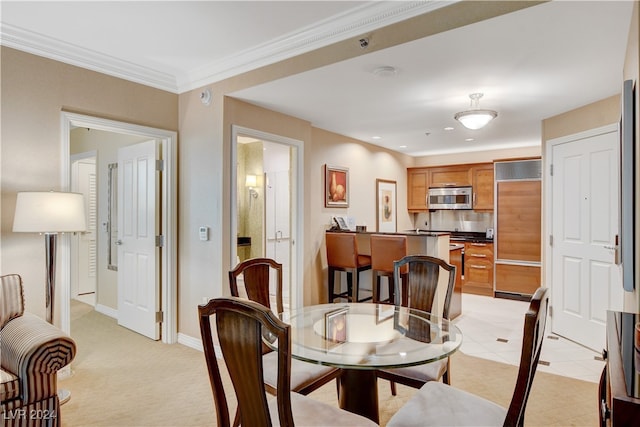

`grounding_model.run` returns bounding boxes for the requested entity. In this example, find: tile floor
[456,293,605,383]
